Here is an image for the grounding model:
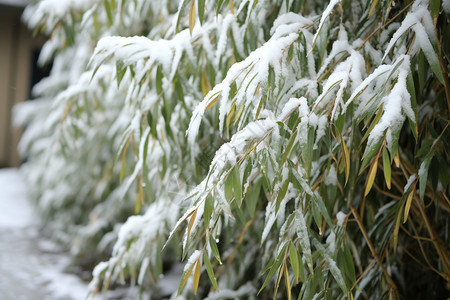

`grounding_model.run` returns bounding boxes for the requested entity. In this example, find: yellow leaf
[393,209,402,253]
[234,105,245,125]
[255,83,261,95]
[364,158,378,196]
[273,262,284,300]
[180,263,194,293]
[254,98,263,120]
[403,184,416,223]
[394,153,400,168]
[229,0,235,14]
[206,96,219,111]
[341,136,350,186]
[187,209,197,237]
[193,260,201,294]
[189,0,196,35]
[201,71,210,96]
